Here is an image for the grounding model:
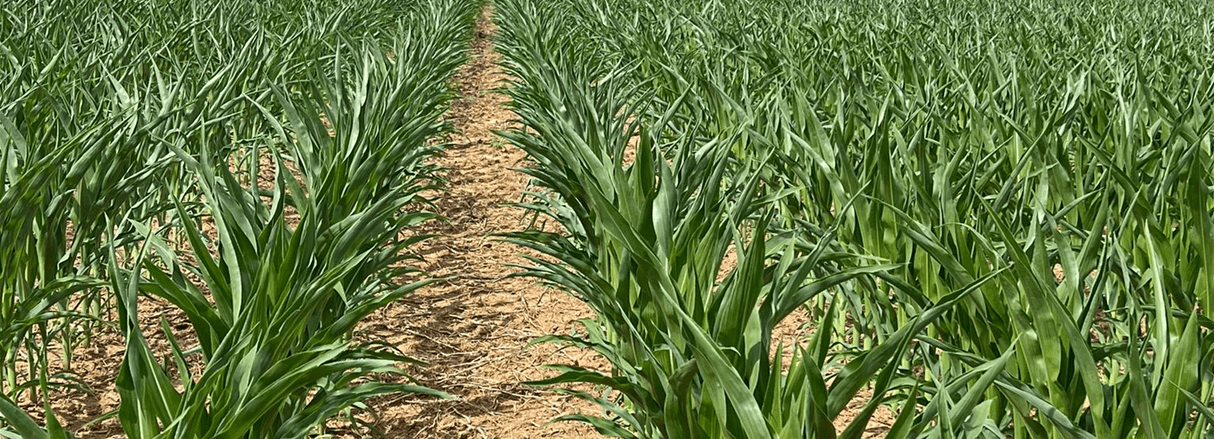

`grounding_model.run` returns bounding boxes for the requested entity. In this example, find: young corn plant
[104,44,470,438]
[0,53,191,409]
[108,151,447,439]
